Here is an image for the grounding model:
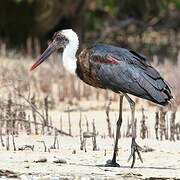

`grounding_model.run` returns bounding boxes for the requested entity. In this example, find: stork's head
[30,29,79,71]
